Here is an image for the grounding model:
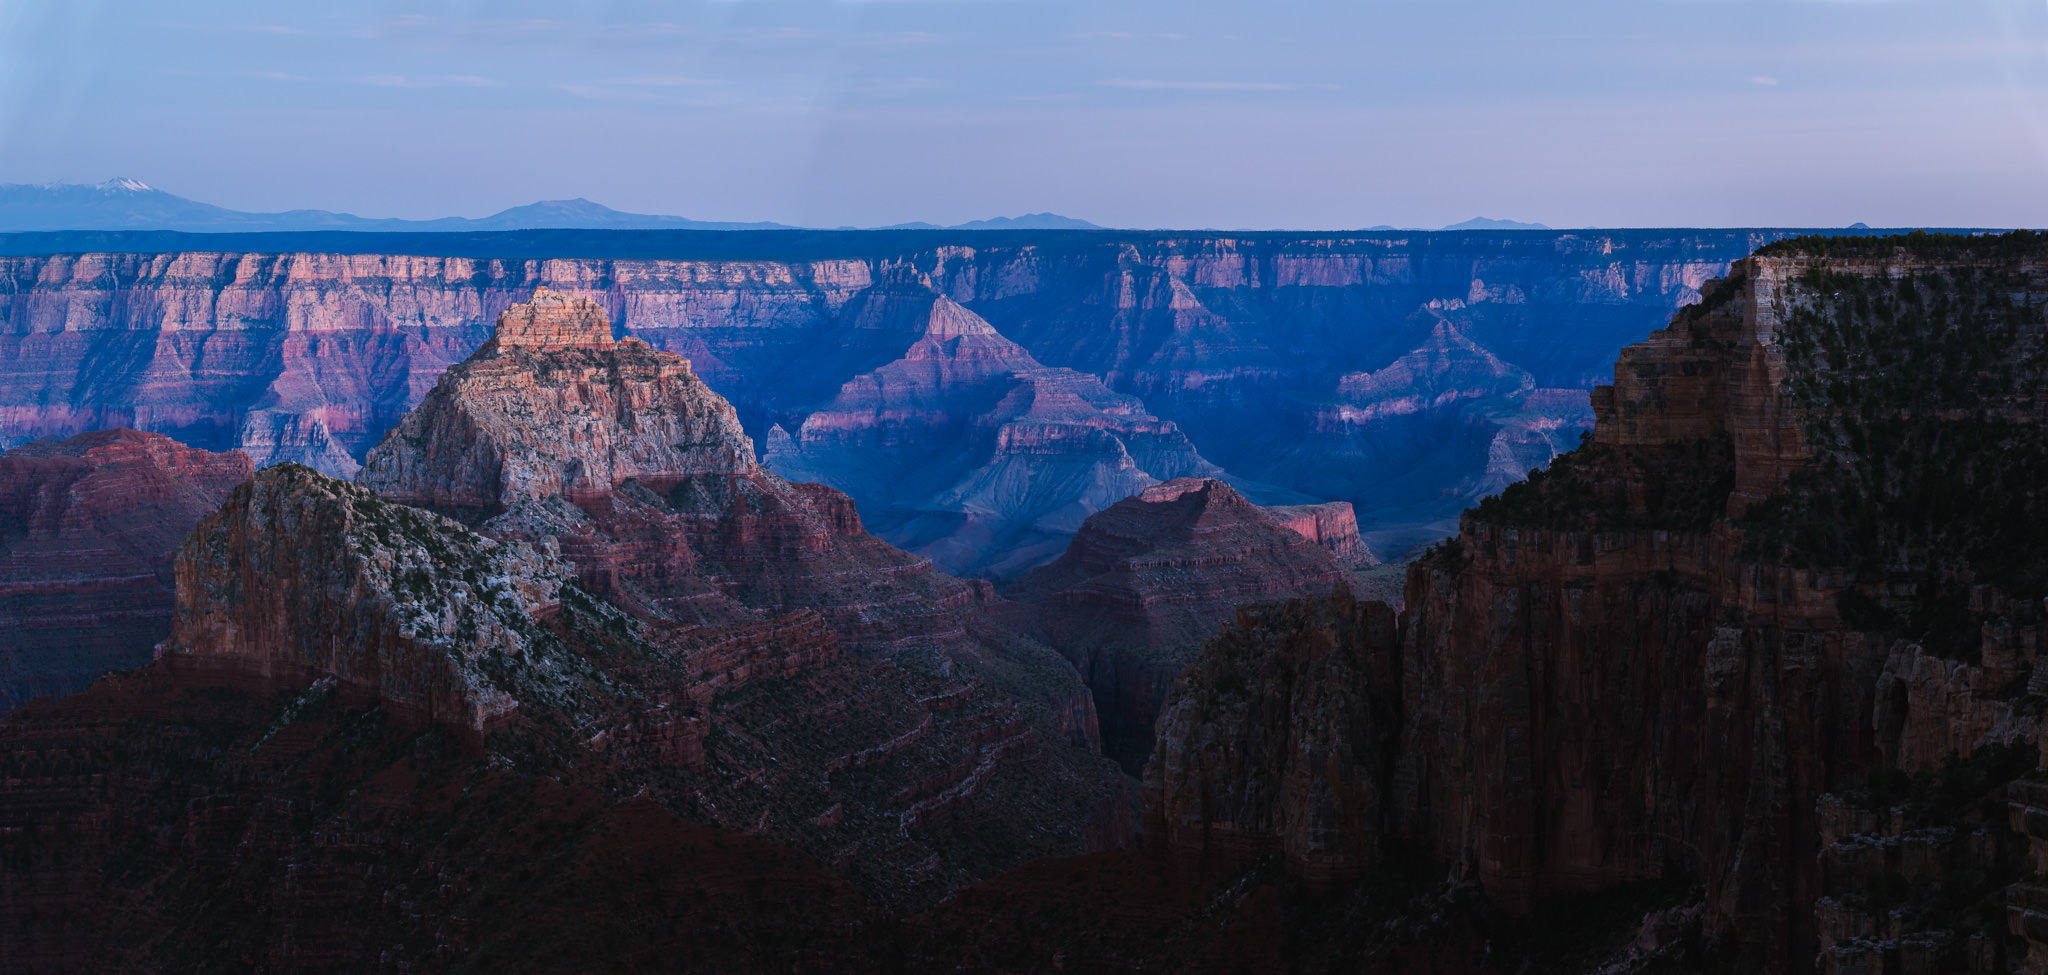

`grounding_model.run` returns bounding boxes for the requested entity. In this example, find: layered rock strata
[1005,477,1354,770]
[0,429,250,712]
[1143,233,2048,973]
[0,231,1771,571]
[27,429,1127,922]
